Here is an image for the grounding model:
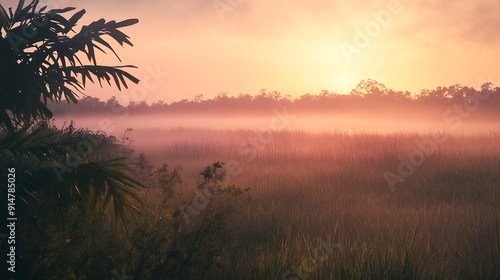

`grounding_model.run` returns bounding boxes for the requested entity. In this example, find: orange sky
[4,0,500,104]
